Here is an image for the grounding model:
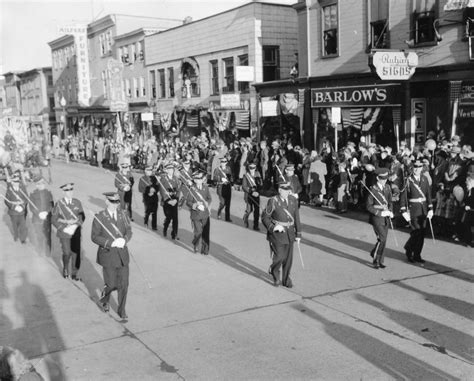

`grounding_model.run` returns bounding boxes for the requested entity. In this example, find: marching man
[213,157,233,222]
[115,163,134,221]
[92,192,132,321]
[4,172,28,244]
[51,183,85,280]
[29,176,54,254]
